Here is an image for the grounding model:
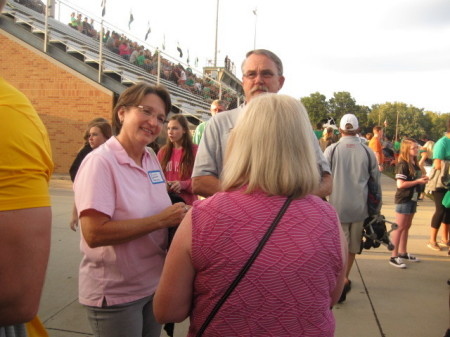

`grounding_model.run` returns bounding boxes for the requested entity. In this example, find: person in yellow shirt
[0,49,54,336]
